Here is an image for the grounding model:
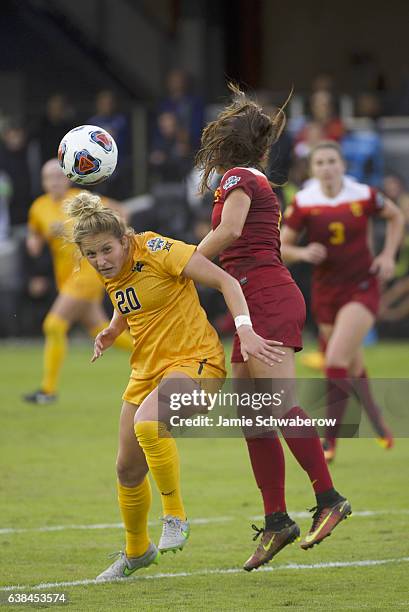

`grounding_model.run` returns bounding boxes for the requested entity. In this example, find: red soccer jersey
[211,167,293,286]
[284,177,385,288]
